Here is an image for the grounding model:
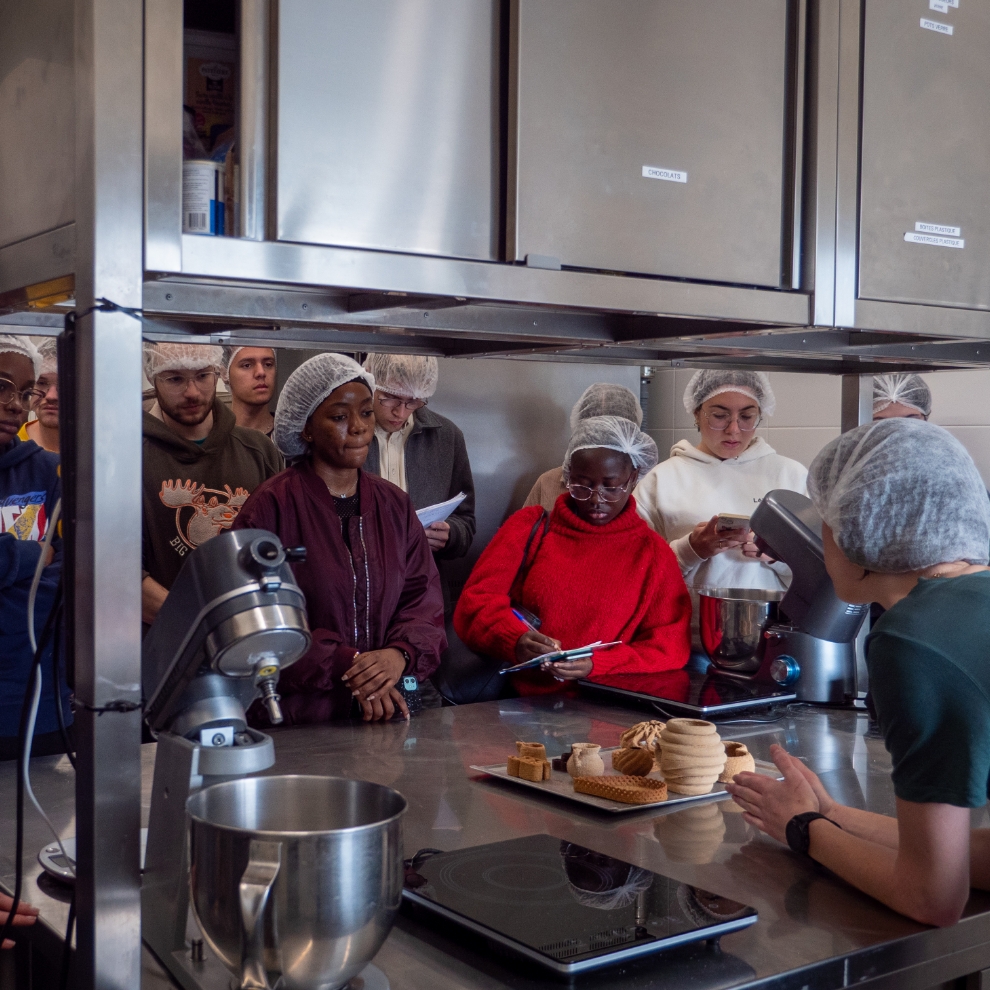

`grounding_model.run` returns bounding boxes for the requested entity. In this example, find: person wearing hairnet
[221,345,276,437]
[727,420,990,927]
[0,335,71,759]
[233,353,446,724]
[634,371,807,650]
[523,382,643,511]
[141,343,283,625]
[362,354,475,612]
[455,416,690,695]
[872,373,931,421]
[17,338,59,453]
